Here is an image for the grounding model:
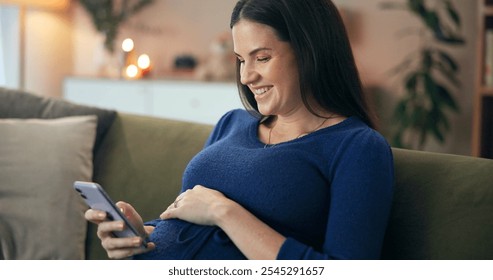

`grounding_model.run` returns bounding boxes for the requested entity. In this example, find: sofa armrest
[382,148,493,259]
